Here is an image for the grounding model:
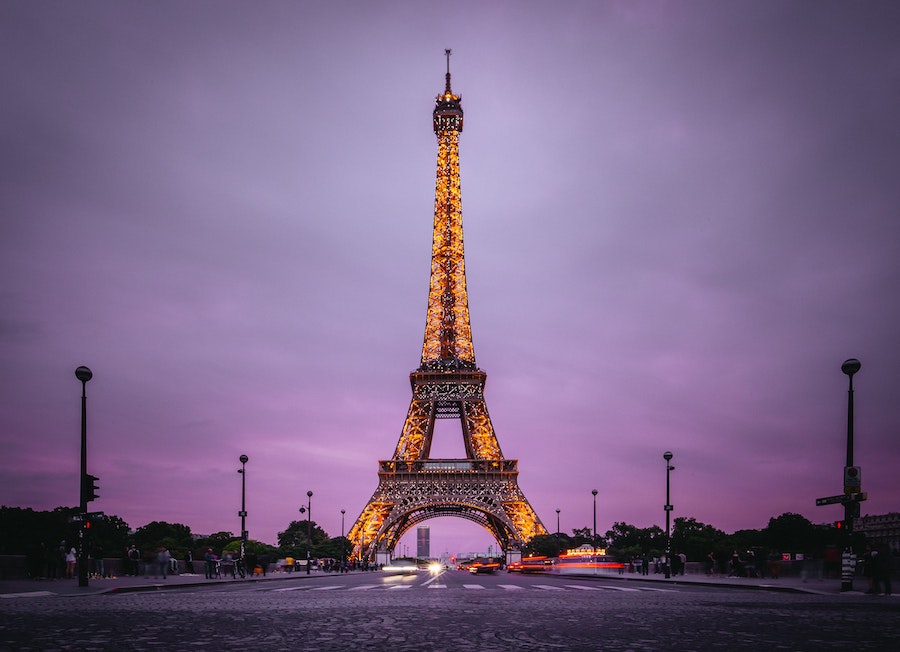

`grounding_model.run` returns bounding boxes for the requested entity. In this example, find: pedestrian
[185,549,195,574]
[65,546,77,579]
[156,547,171,579]
[92,545,105,578]
[245,550,258,576]
[871,544,893,596]
[678,552,687,575]
[127,545,141,576]
[706,551,716,575]
[205,548,217,579]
